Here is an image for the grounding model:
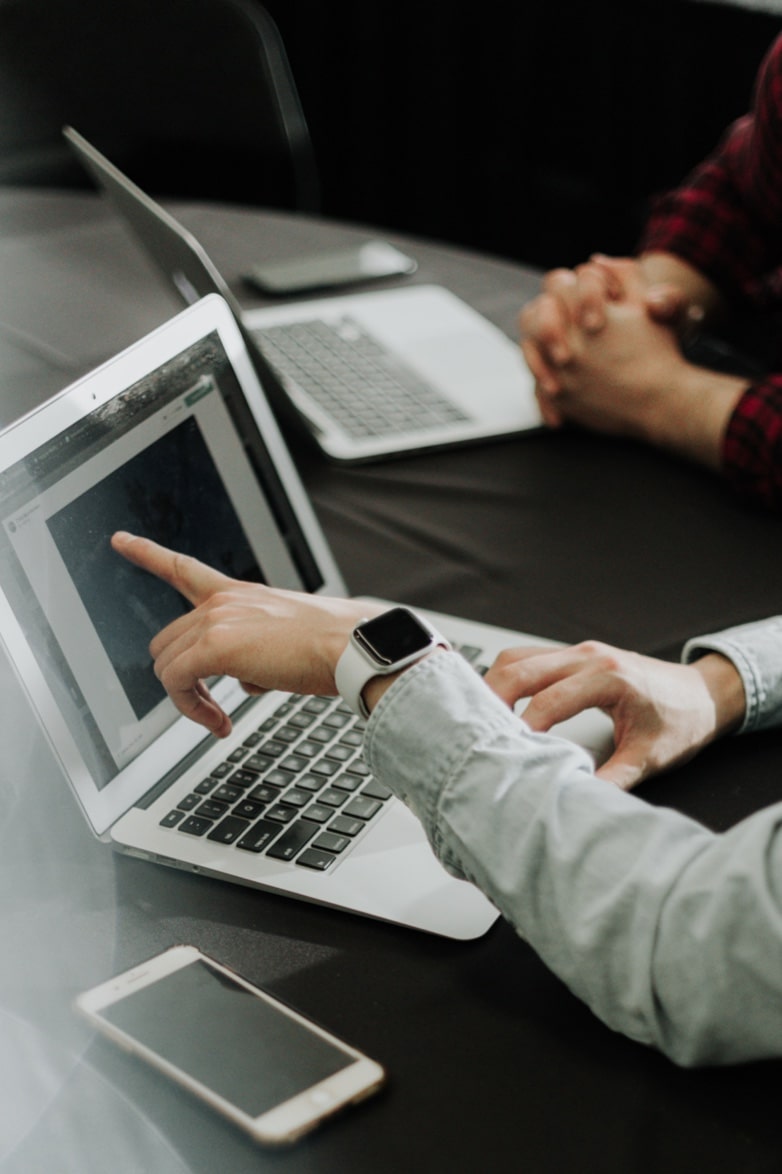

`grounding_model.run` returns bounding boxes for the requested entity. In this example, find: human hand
[519,255,691,422]
[484,640,746,790]
[520,259,746,466]
[111,531,379,737]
